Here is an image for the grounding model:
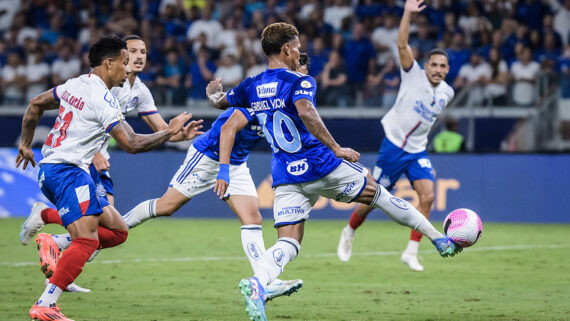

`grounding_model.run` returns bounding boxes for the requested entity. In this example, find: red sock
[410,229,423,242]
[41,208,62,226]
[50,237,99,290]
[348,211,367,230]
[97,227,128,249]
